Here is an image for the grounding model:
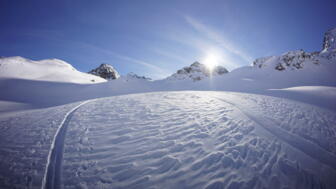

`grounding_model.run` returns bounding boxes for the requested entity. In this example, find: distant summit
[323,28,336,52]
[167,61,228,81]
[123,72,151,81]
[253,27,336,71]
[88,63,120,80]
